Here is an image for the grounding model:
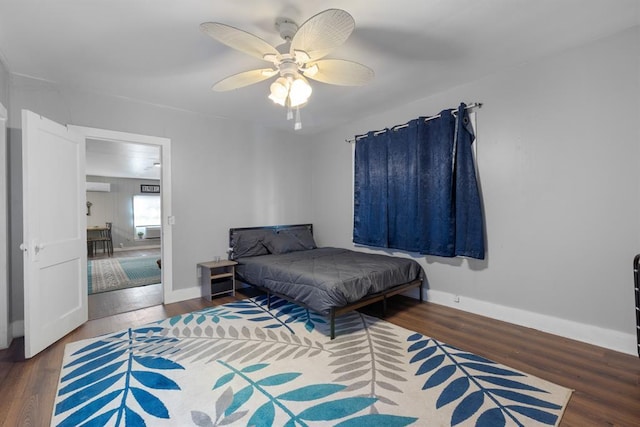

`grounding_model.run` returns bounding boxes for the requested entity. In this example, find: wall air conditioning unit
[86,182,111,192]
[144,226,161,239]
